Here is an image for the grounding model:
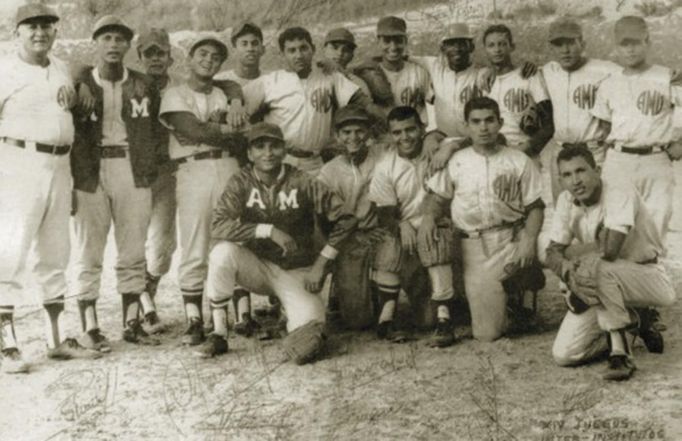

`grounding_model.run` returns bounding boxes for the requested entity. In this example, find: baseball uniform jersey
[214,69,255,87]
[380,61,431,124]
[486,67,550,149]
